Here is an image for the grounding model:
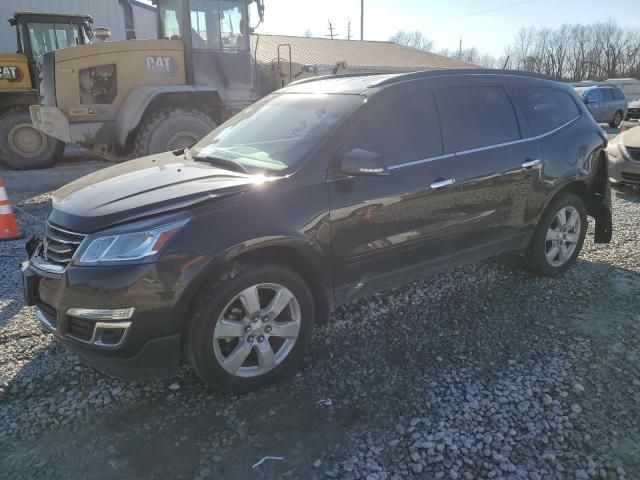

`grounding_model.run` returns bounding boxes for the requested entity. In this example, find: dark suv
[23,70,612,392]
